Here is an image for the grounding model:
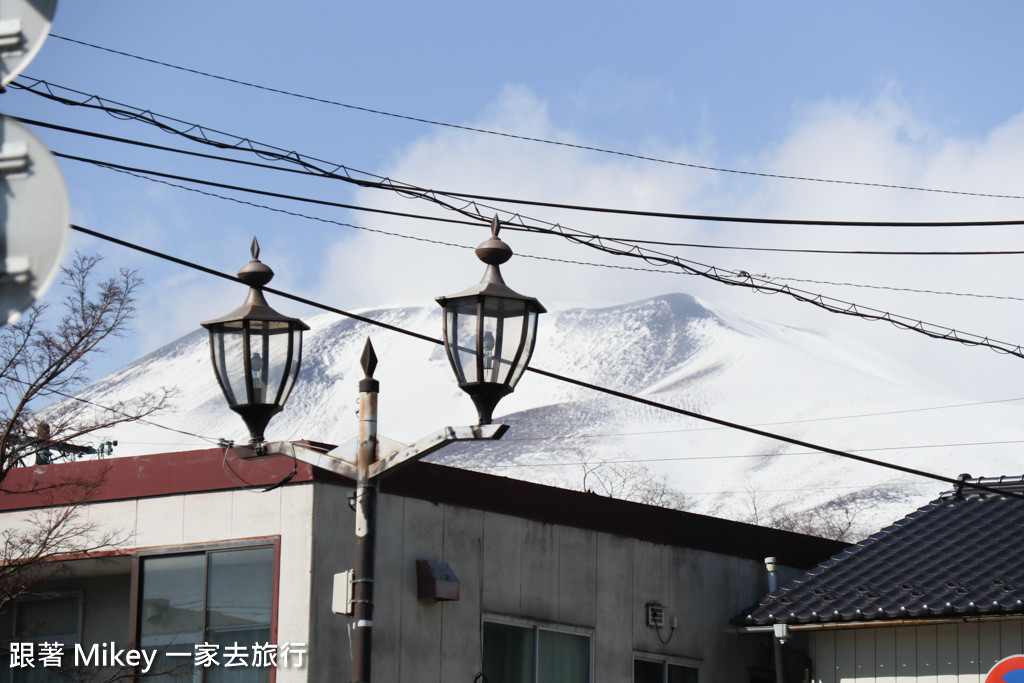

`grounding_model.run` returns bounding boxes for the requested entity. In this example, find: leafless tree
[0,253,172,484]
[0,253,173,610]
[763,492,878,543]
[736,487,879,543]
[0,474,129,613]
[560,448,691,510]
